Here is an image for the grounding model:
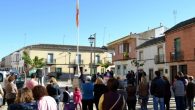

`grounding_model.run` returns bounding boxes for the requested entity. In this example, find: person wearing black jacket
[36,69,43,84]
[150,70,165,110]
[162,76,171,110]
[186,76,195,110]
[93,77,107,110]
